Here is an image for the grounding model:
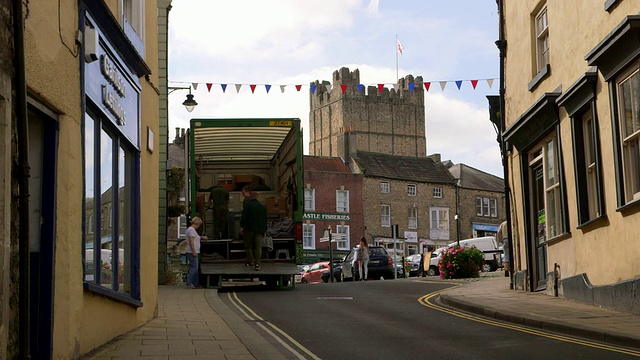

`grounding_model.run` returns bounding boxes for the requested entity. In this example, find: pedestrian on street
[240,186,267,271]
[354,237,369,281]
[210,180,230,239]
[185,216,206,288]
[496,220,510,277]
